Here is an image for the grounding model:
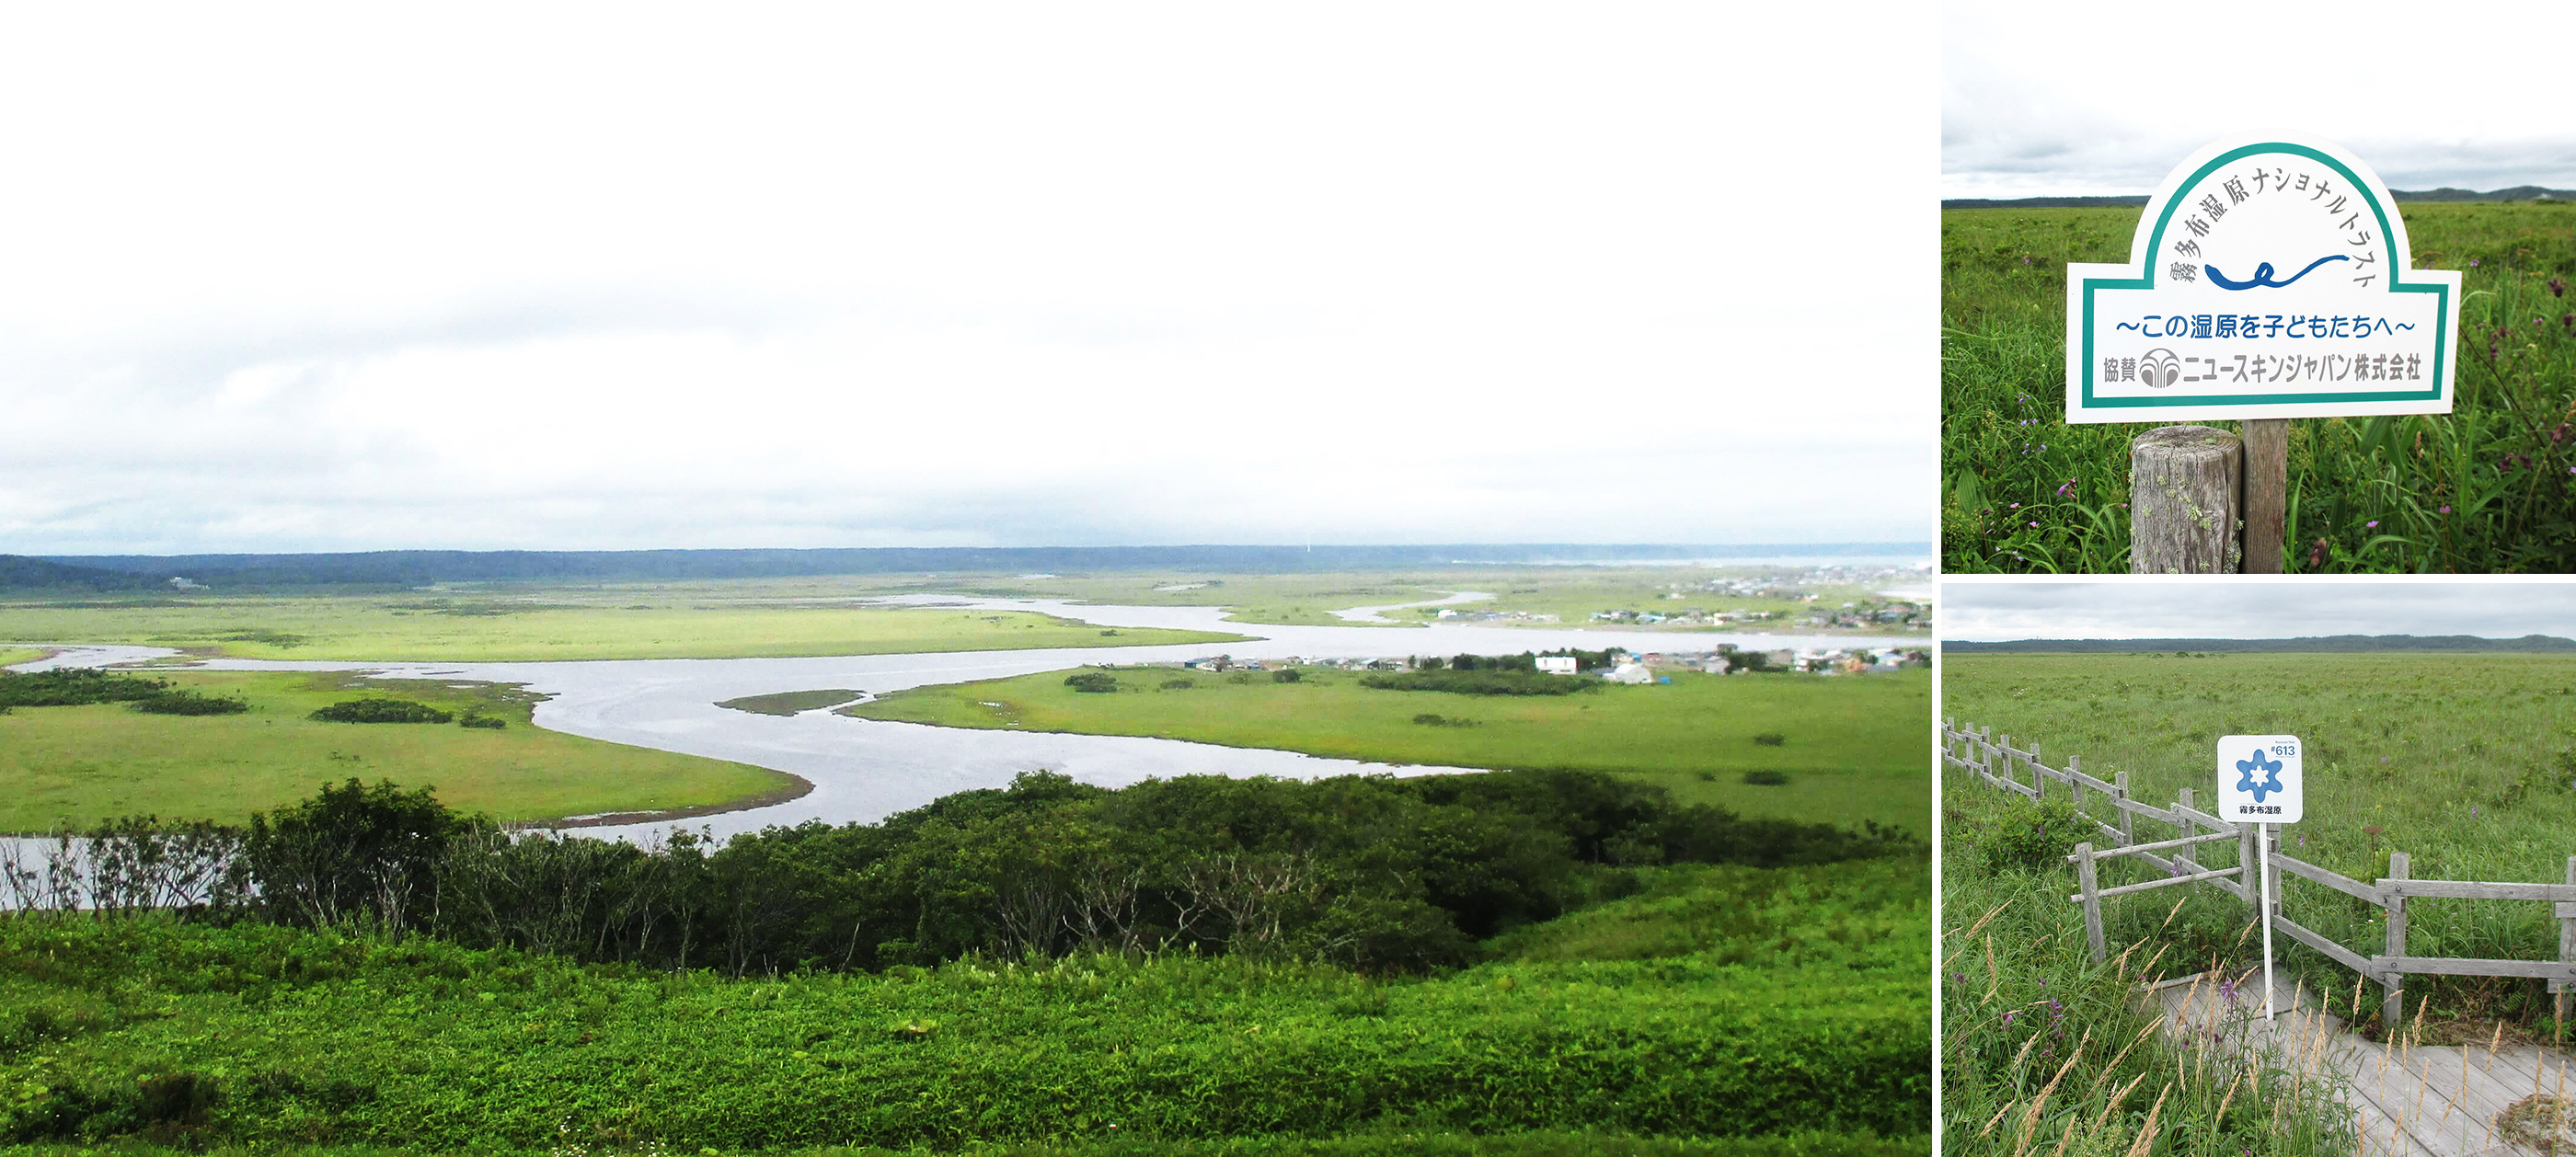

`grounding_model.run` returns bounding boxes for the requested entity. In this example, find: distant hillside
[1946,634,2576,654]
[0,556,170,592]
[24,543,1928,590]
[1943,188,2576,210]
